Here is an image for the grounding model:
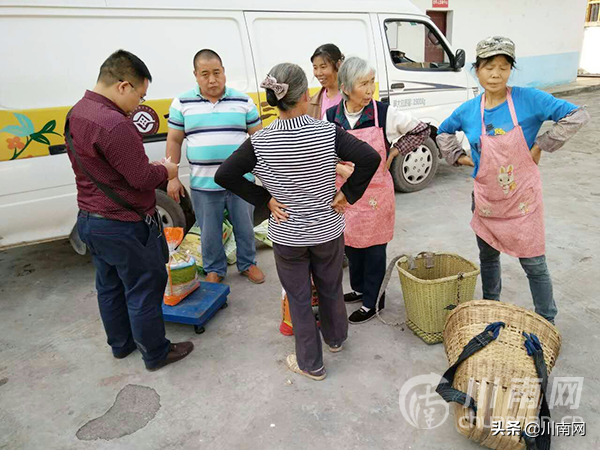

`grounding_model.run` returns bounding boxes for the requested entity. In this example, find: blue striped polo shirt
[168,85,261,191]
